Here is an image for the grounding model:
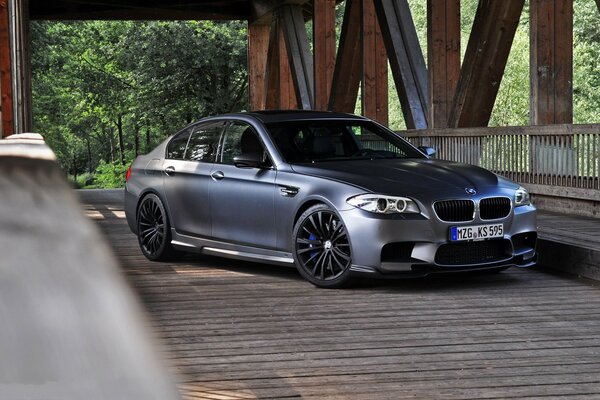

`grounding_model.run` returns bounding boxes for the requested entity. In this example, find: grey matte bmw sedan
[125,111,537,288]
